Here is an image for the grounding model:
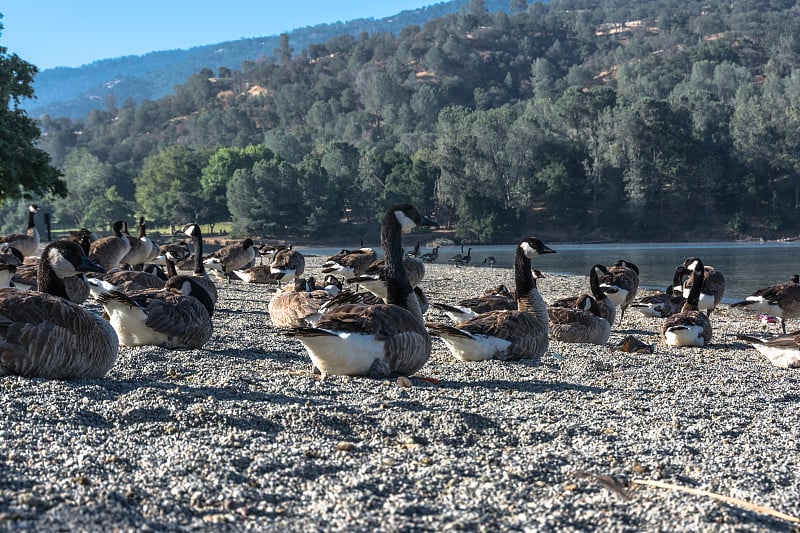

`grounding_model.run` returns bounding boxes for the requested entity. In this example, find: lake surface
[297,241,800,301]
